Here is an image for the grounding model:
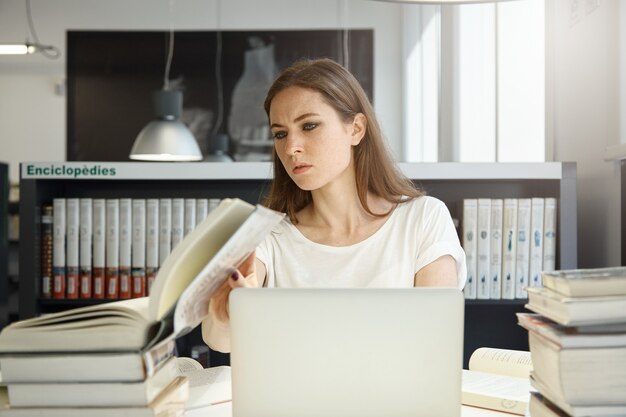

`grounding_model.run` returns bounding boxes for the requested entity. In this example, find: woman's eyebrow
[270,112,320,129]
